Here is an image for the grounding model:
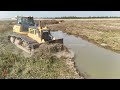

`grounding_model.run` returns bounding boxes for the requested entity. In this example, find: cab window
[18,18,22,24]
